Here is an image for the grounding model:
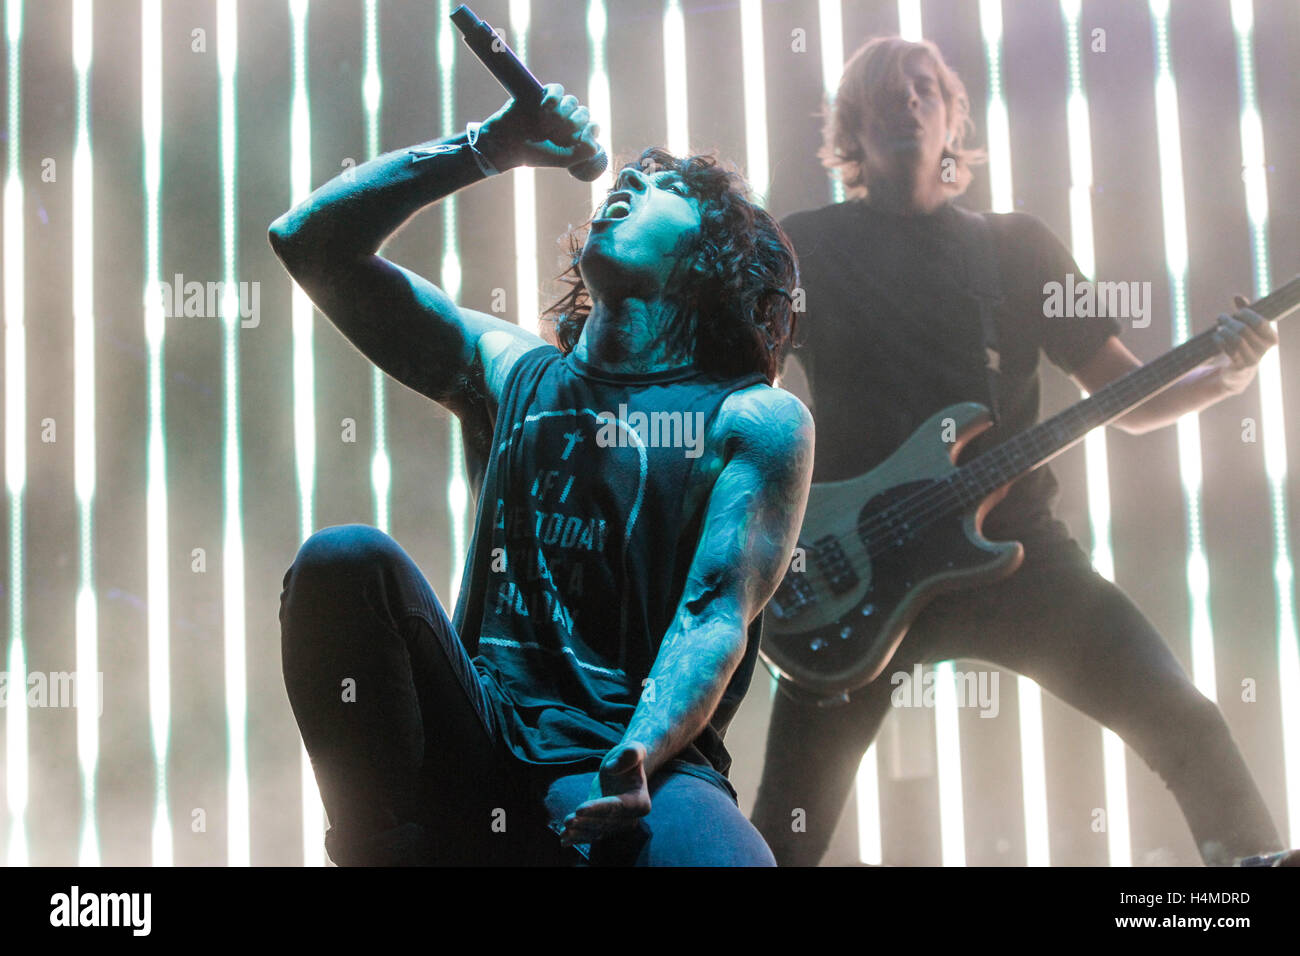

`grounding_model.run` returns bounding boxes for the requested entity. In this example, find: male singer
[271,83,812,865]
